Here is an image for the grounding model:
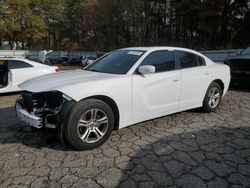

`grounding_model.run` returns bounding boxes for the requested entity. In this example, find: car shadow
[117,126,250,187]
[1,105,250,187]
[0,106,75,151]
